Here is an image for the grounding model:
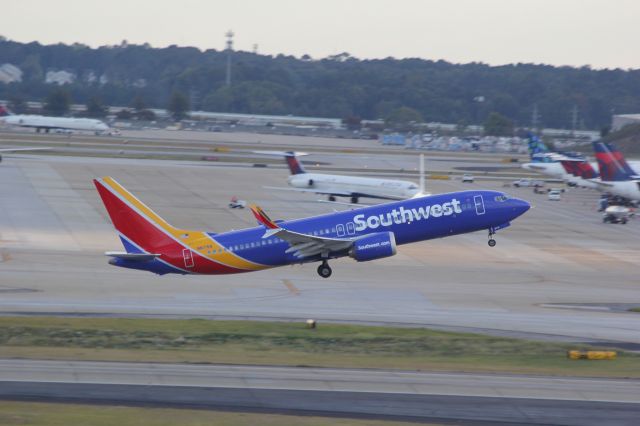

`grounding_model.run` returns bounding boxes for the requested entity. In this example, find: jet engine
[349,232,397,262]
